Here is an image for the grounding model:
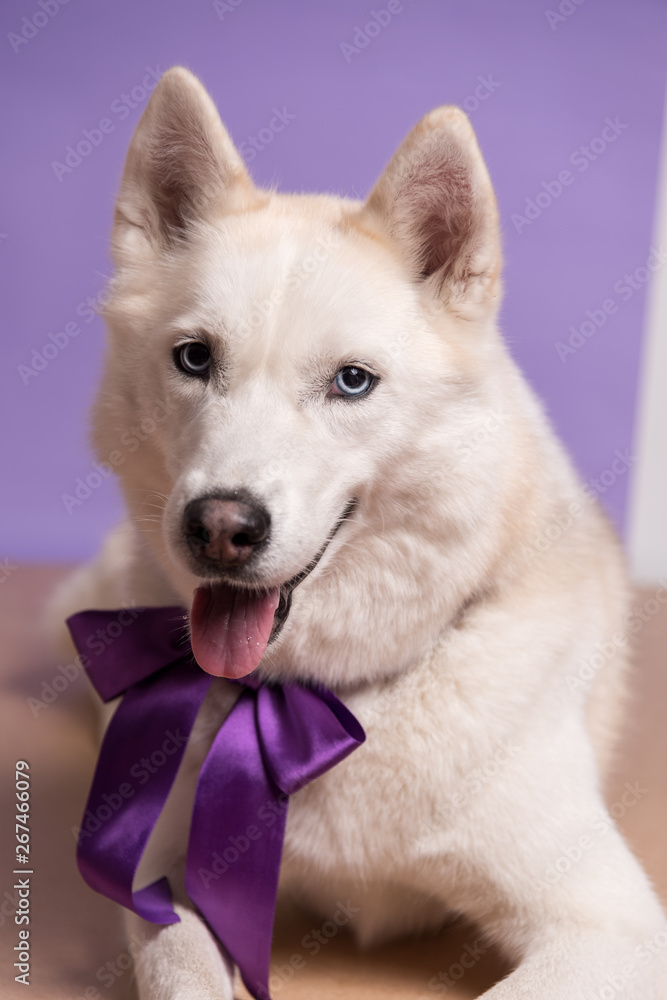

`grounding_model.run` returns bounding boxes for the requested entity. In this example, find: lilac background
[1,0,665,562]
